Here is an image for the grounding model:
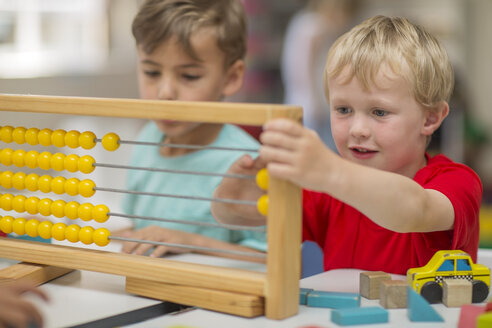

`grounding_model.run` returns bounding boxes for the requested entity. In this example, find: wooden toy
[306,290,360,309]
[359,271,391,300]
[407,286,444,322]
[299,288,313,305]
[407,250,490,304]
[331,307,388,326]
[458,304,486,328]
[0,94,303,319]
[442,279,472,307]
[379,280,407,309]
